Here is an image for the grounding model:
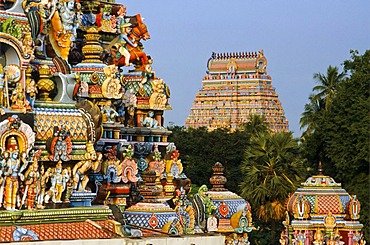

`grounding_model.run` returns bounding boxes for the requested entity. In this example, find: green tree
[239,131,305,244]
[312,65,346,110]
[300,50,370,241]
[299,95,325,138]
[320,50,370,241]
